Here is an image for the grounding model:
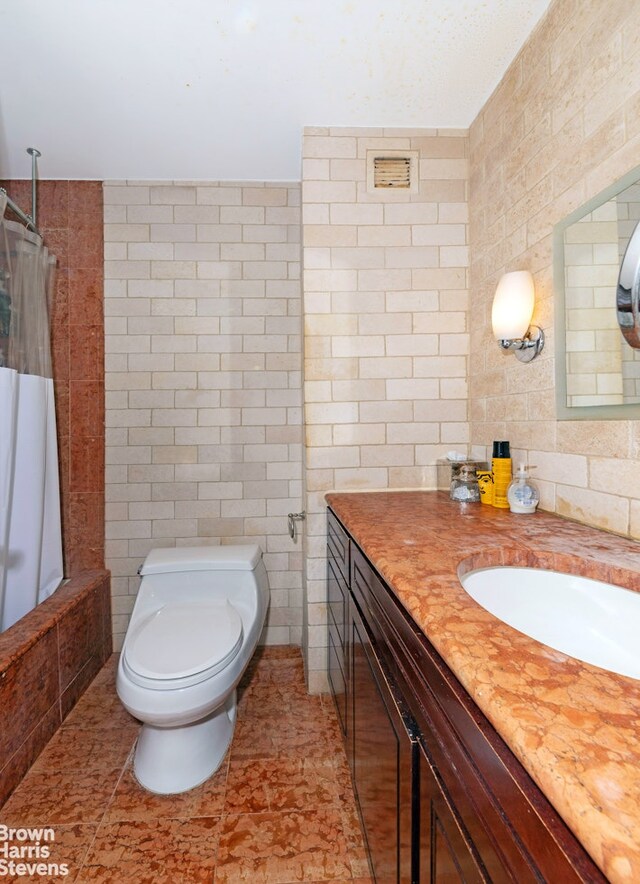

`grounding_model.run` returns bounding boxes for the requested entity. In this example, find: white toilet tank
[136,545,268,607]
[142,545,263,576]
